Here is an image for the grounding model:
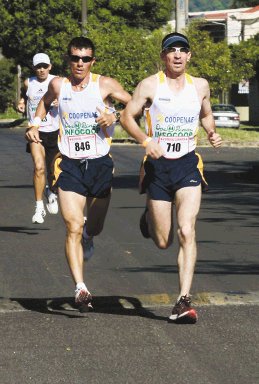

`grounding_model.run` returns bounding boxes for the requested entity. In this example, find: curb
[1,291,259,313]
